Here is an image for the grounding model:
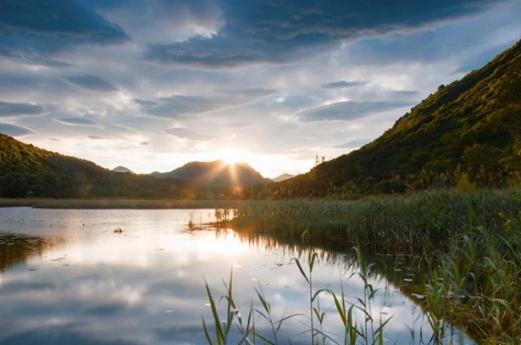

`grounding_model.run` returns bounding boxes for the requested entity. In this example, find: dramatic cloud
[137,95,229,118]
[0,122,34,136]
[91,0,222,43]
[342,1,521,67]
[299,100,412,122]
[58,117,96,126]
[66,75,118,92]
[147,0,502,68]
[165,127,211,140]
[392,90,418,97]
[322,81,367,89]
[0,100,44,117]
[139,89,276,118]
[0,0,519,177]
[217,88,277,98]
[0,0,128,63]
